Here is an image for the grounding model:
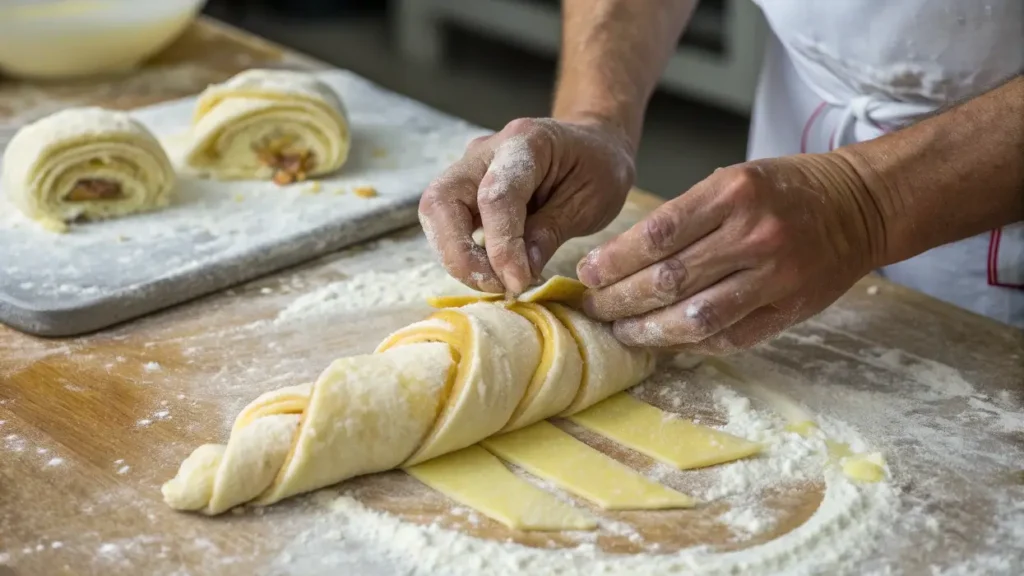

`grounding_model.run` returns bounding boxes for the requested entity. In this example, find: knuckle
[748,217,788,255]
[504,117,536,135]
[720,166,760,207]
[684,299,726,338]
[466,134,491,150]
[652,256,688,296]
[421,181,446,205]
[642,210,679,252]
